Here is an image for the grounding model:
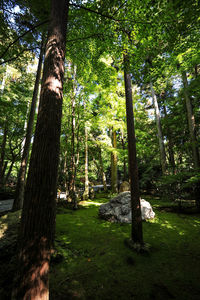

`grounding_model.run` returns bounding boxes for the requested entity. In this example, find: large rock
[99,191,155,223]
